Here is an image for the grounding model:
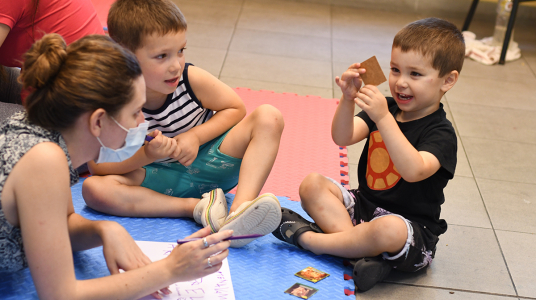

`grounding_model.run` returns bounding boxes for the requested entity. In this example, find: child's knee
[369,216,408,251]
[299,173,326,201]
[253,104,284,133]
[82,176,109,208]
